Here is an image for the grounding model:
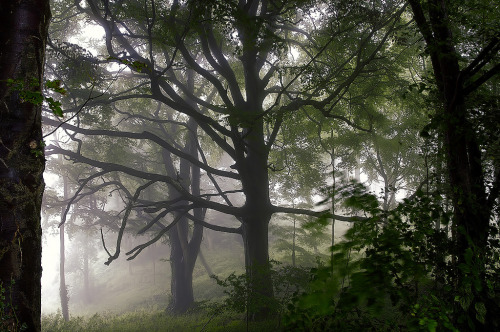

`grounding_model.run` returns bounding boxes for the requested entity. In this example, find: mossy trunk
[0,1,50,331]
